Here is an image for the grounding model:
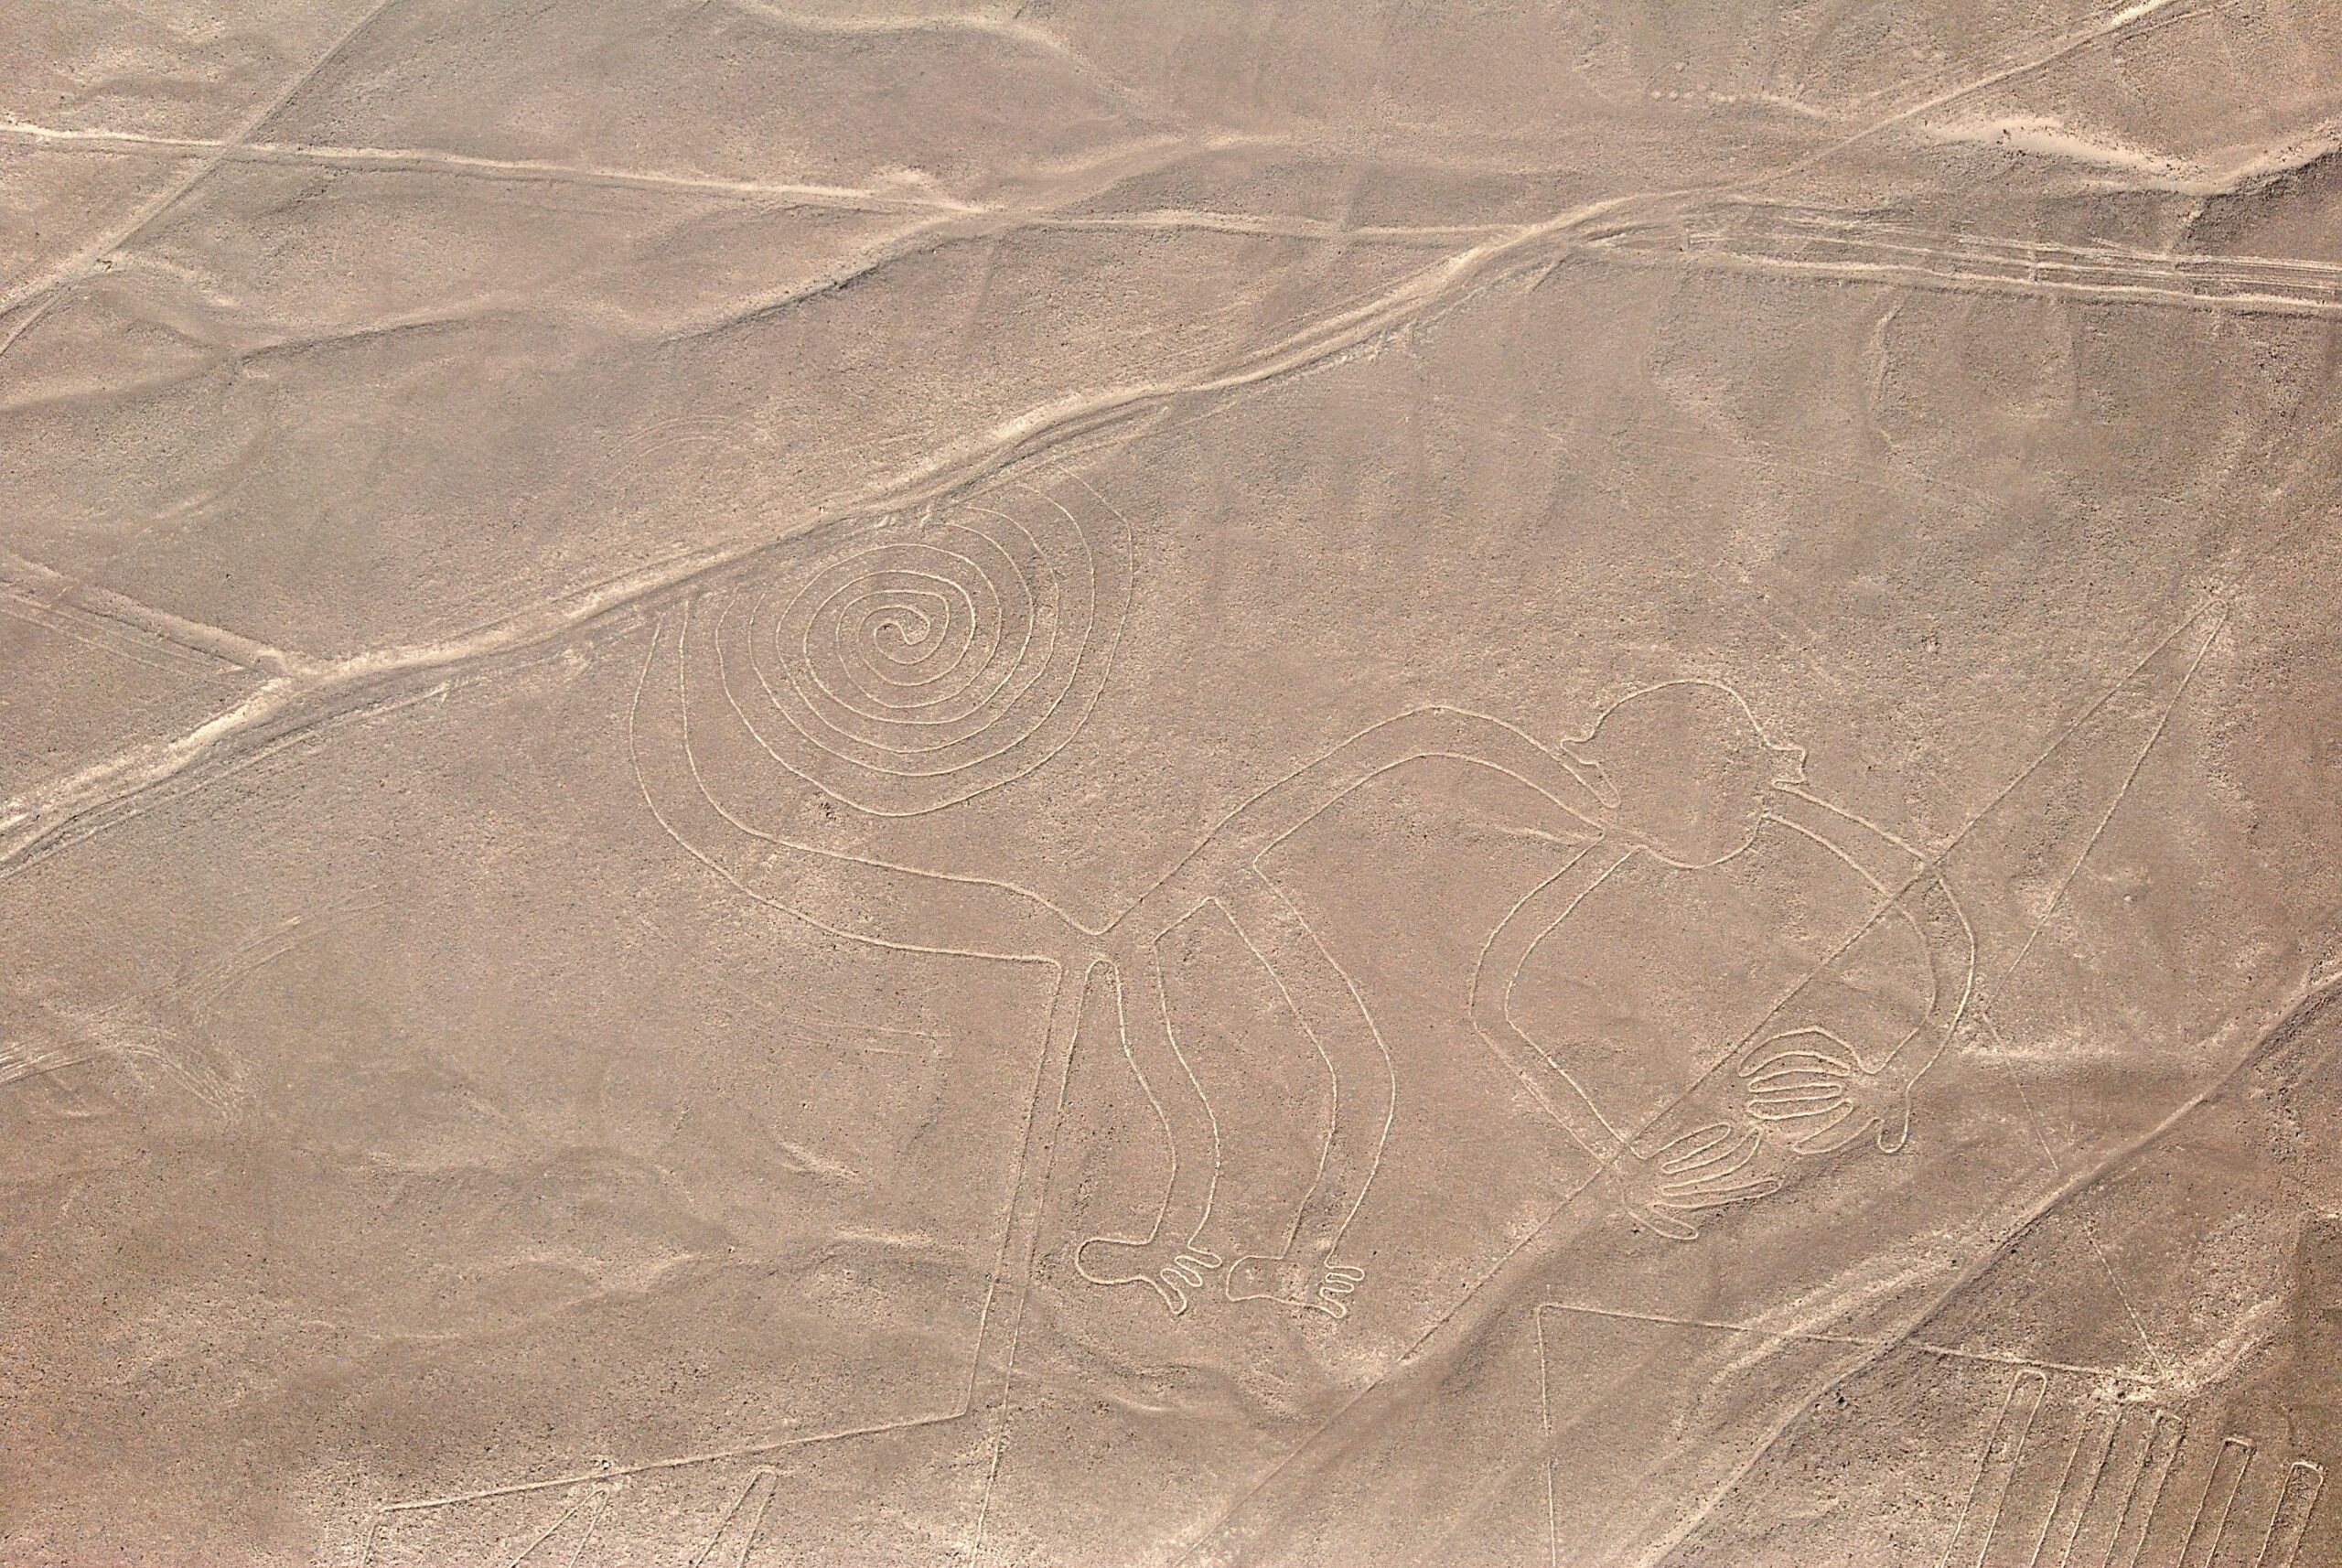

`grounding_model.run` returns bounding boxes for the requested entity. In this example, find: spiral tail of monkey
[701,478,1133,820]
